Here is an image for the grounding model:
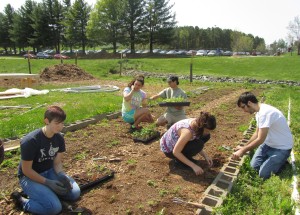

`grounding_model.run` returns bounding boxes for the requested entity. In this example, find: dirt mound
[40,64,95,82]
